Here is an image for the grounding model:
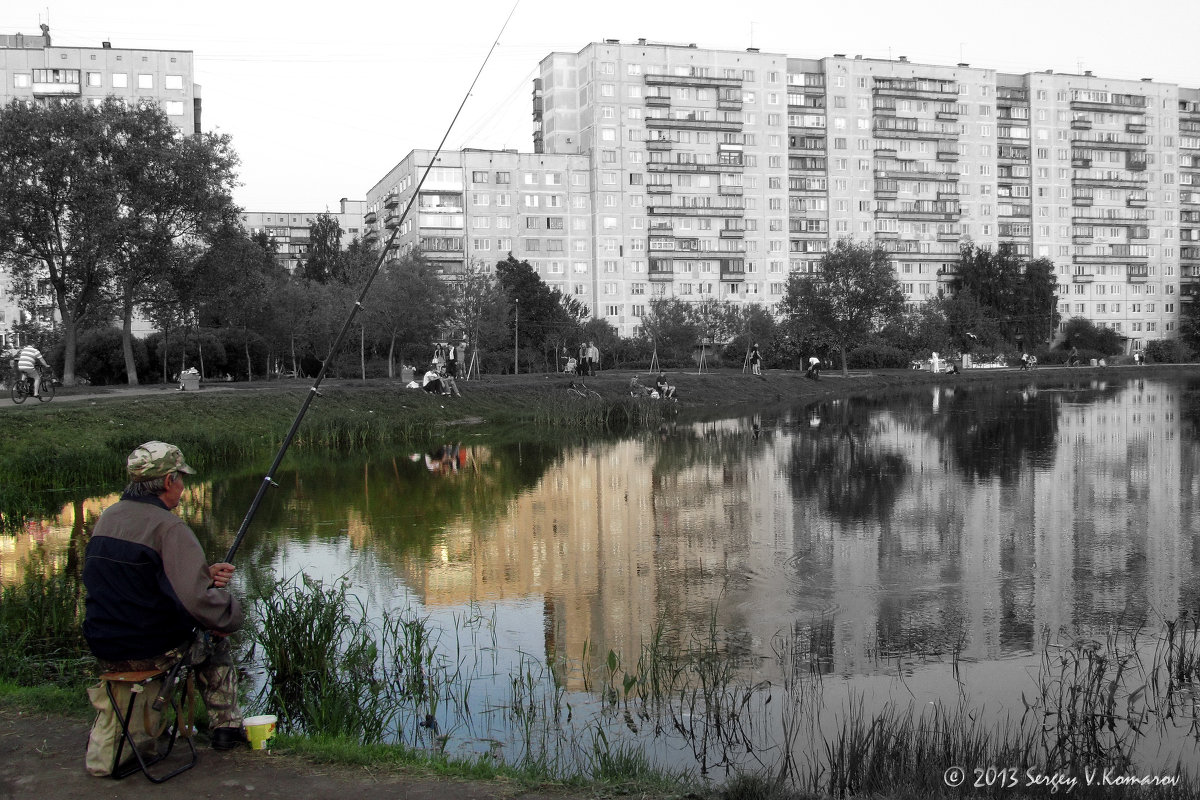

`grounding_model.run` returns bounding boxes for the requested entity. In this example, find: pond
[7,375,1200,784]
